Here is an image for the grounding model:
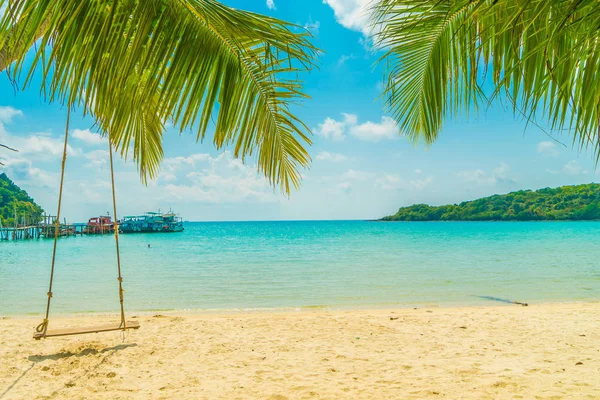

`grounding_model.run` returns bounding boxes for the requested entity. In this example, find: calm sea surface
[1,221,599,315]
